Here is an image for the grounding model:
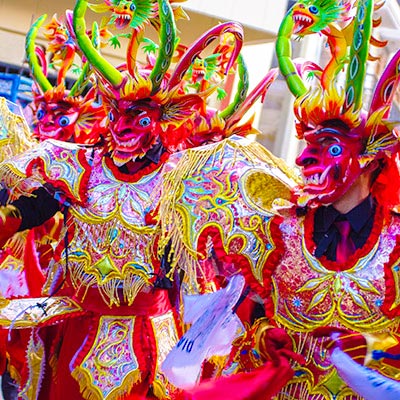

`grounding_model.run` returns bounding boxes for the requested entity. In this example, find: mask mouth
[112,132,143,148]
[113,13,131,30]
[37,126,64,139]
[292,12,314,34]
[302,165,331,189]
